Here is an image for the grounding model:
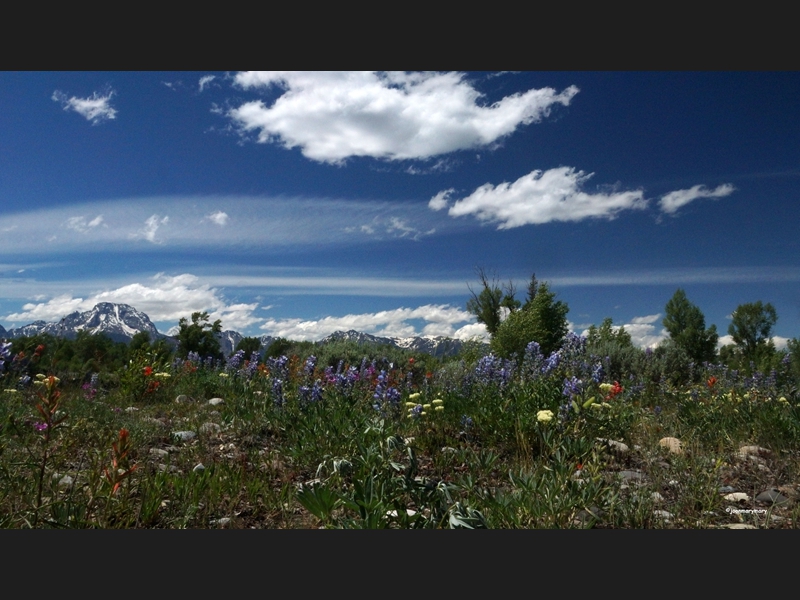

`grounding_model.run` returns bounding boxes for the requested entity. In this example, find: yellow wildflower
[537,409,554,423]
